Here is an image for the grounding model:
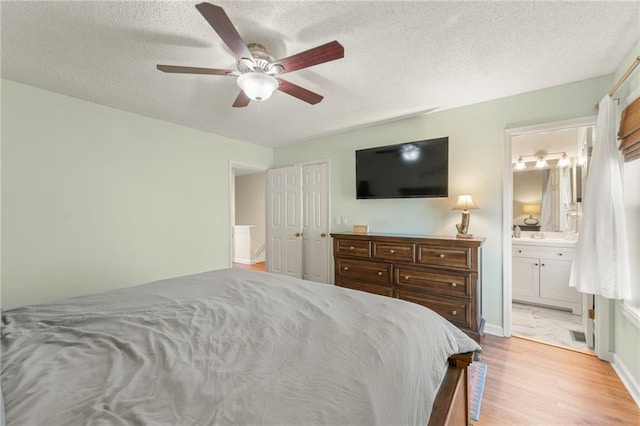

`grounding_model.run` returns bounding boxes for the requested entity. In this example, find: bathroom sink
[513,231,578,246]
